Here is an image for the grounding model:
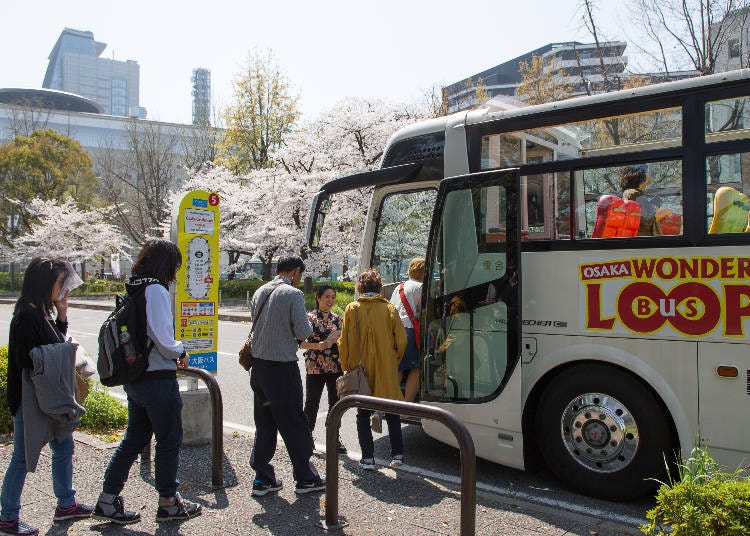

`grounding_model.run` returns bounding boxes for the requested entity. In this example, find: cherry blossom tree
[178,166,302,279]
[11,198,131,274]
[276,97,426,277]
[183,97,426,279]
